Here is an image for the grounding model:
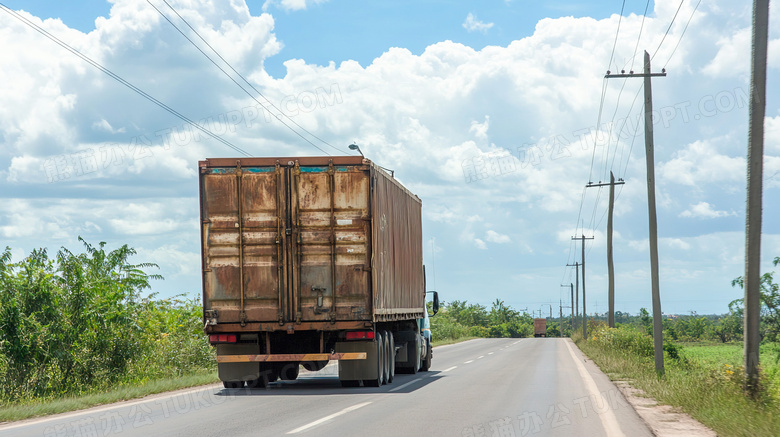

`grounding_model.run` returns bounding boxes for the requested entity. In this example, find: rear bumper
[216,352,366,363]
